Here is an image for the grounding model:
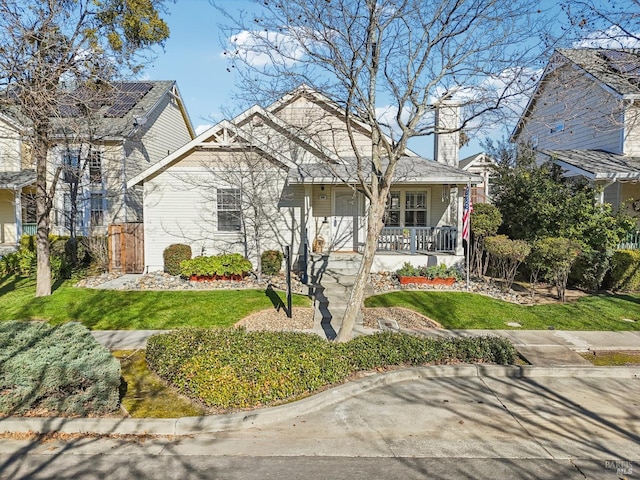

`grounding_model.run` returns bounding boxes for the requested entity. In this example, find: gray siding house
[512,48,640,221]
[0,80,194,251]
